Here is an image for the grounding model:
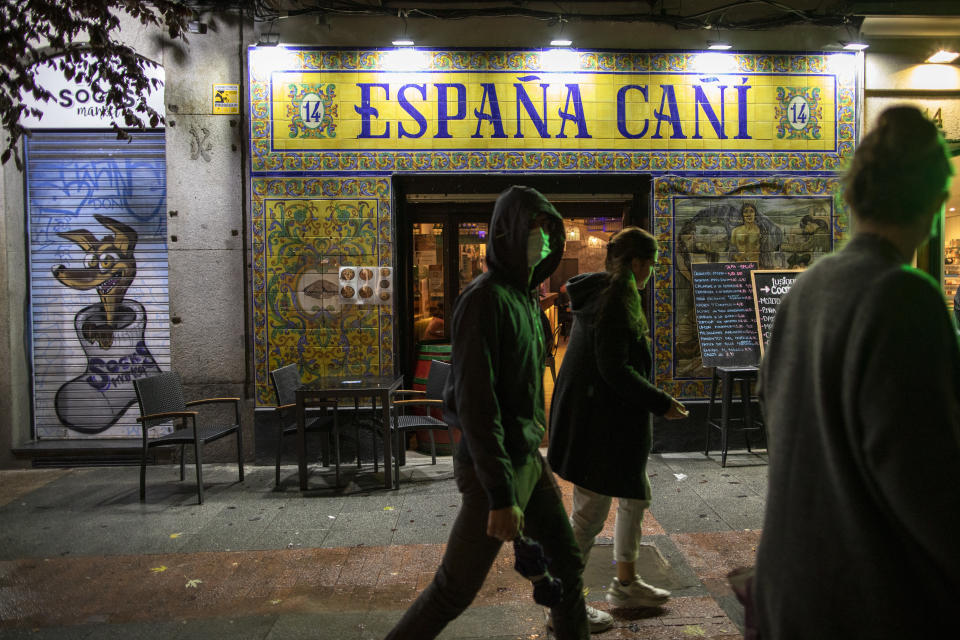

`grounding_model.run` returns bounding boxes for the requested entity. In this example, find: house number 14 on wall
[925,107,944,129]
[300,94,325,128]
[788,96,809,130]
